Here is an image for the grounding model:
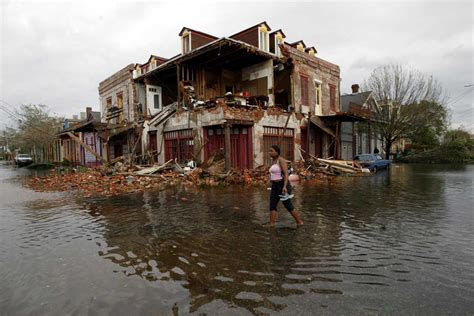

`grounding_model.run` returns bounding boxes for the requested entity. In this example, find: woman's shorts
[269,181,294,212]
